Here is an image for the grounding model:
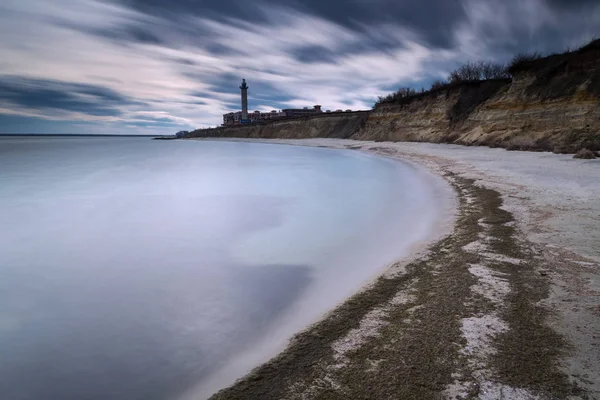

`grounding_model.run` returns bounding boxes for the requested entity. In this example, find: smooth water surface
[0,137,443,399]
